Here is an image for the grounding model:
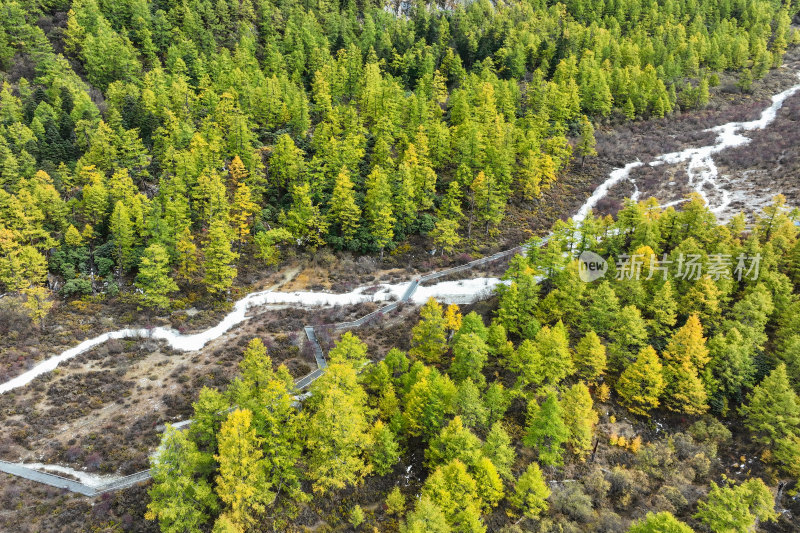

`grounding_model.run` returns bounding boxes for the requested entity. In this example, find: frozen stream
[3,73,800,397]
[574,72,800,223]
[0,73,799,494]
[0,277,505,395]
